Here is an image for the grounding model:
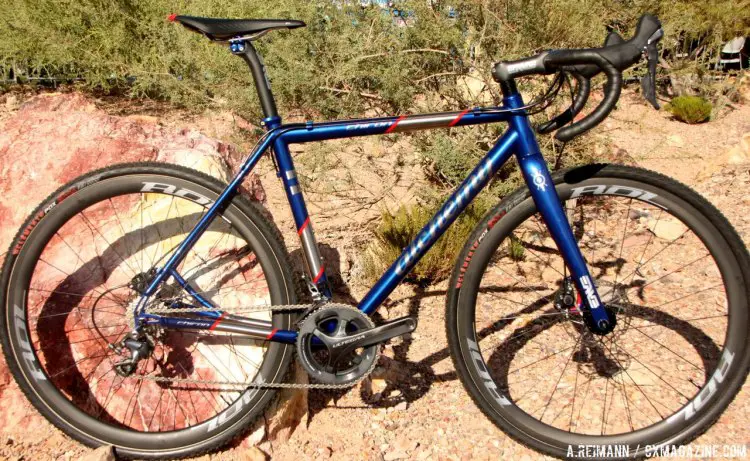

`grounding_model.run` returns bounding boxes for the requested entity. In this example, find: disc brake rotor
[296,305,379,385]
